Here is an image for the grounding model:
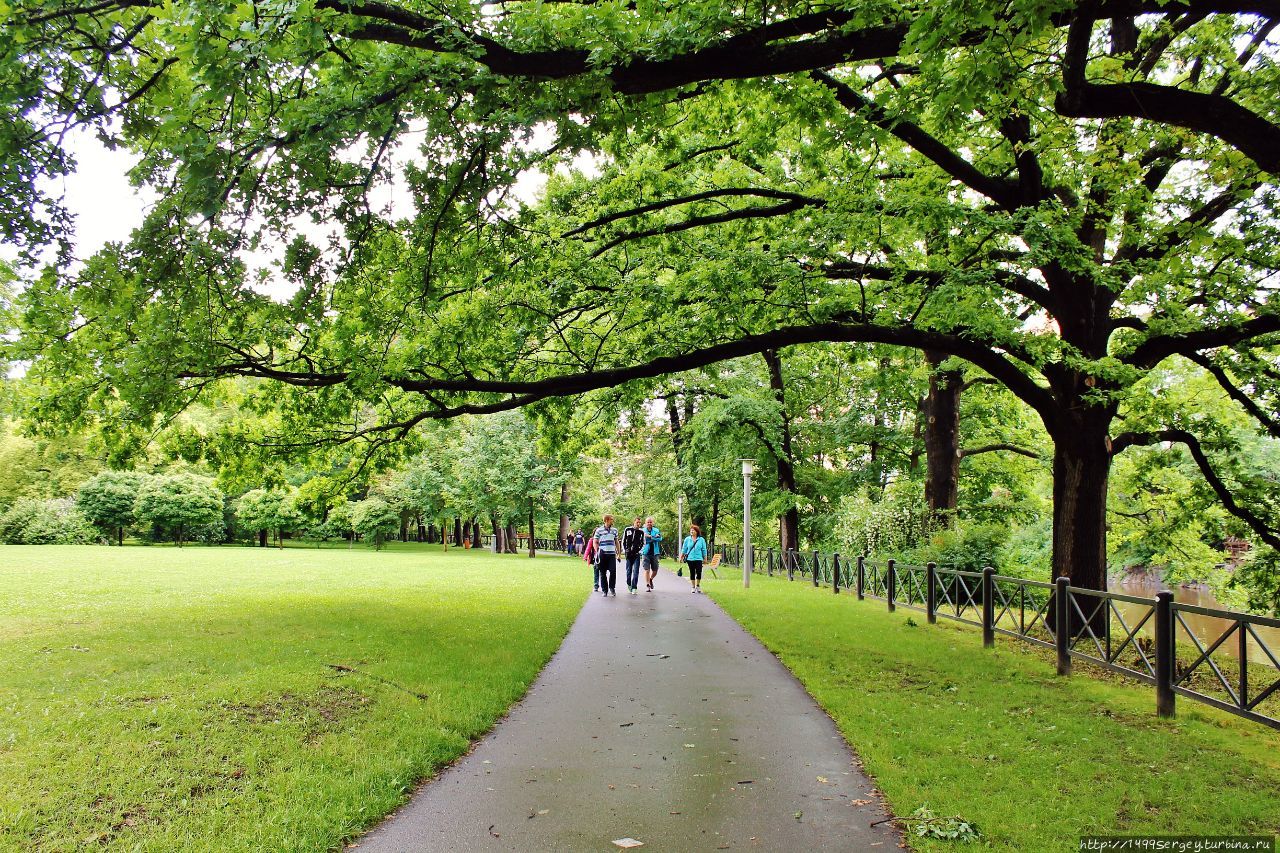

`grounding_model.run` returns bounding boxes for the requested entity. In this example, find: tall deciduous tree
[6,0,1280,592]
